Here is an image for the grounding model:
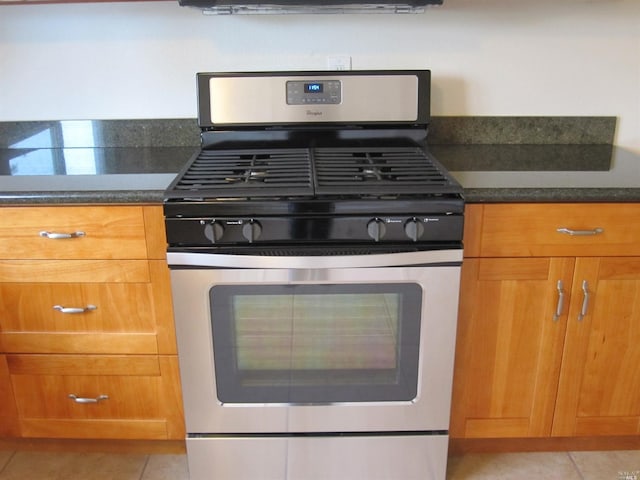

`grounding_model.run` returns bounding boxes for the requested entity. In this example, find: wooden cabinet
[553,257,640,437]
[450,256,573,438]
[0,205,184,440]
[7,354,183,439]
[451,203,640,439]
